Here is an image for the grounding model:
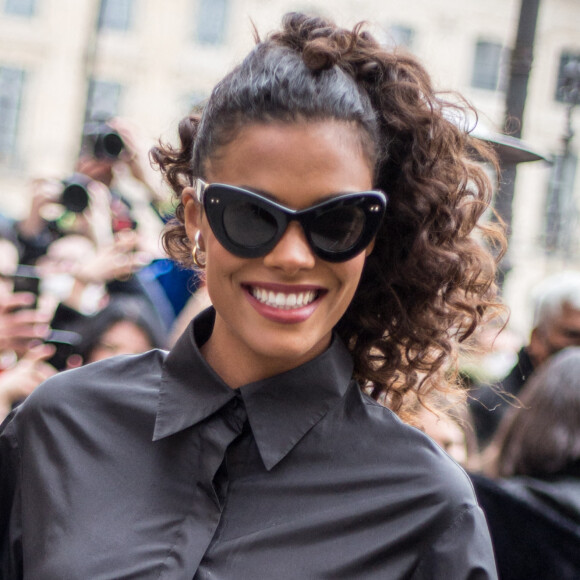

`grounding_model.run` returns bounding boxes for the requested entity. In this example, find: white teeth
[251,287,318,309]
